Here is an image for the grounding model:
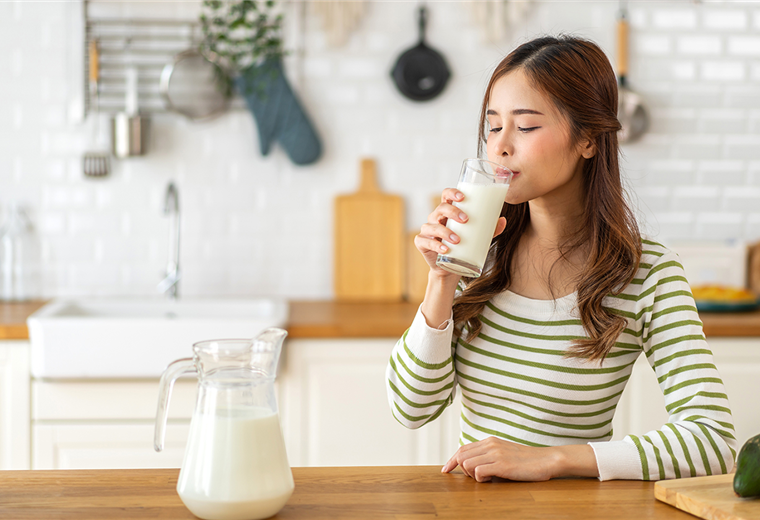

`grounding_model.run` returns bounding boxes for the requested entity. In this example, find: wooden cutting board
[655,474,760,520]
[406,194,443,303]
[334,158,404,301]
